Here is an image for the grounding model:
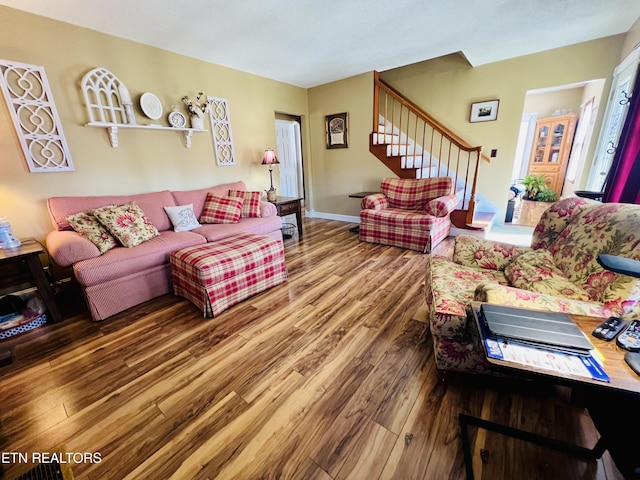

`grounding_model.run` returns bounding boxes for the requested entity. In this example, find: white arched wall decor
[0,59,75,172]
[81,67,205,148]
